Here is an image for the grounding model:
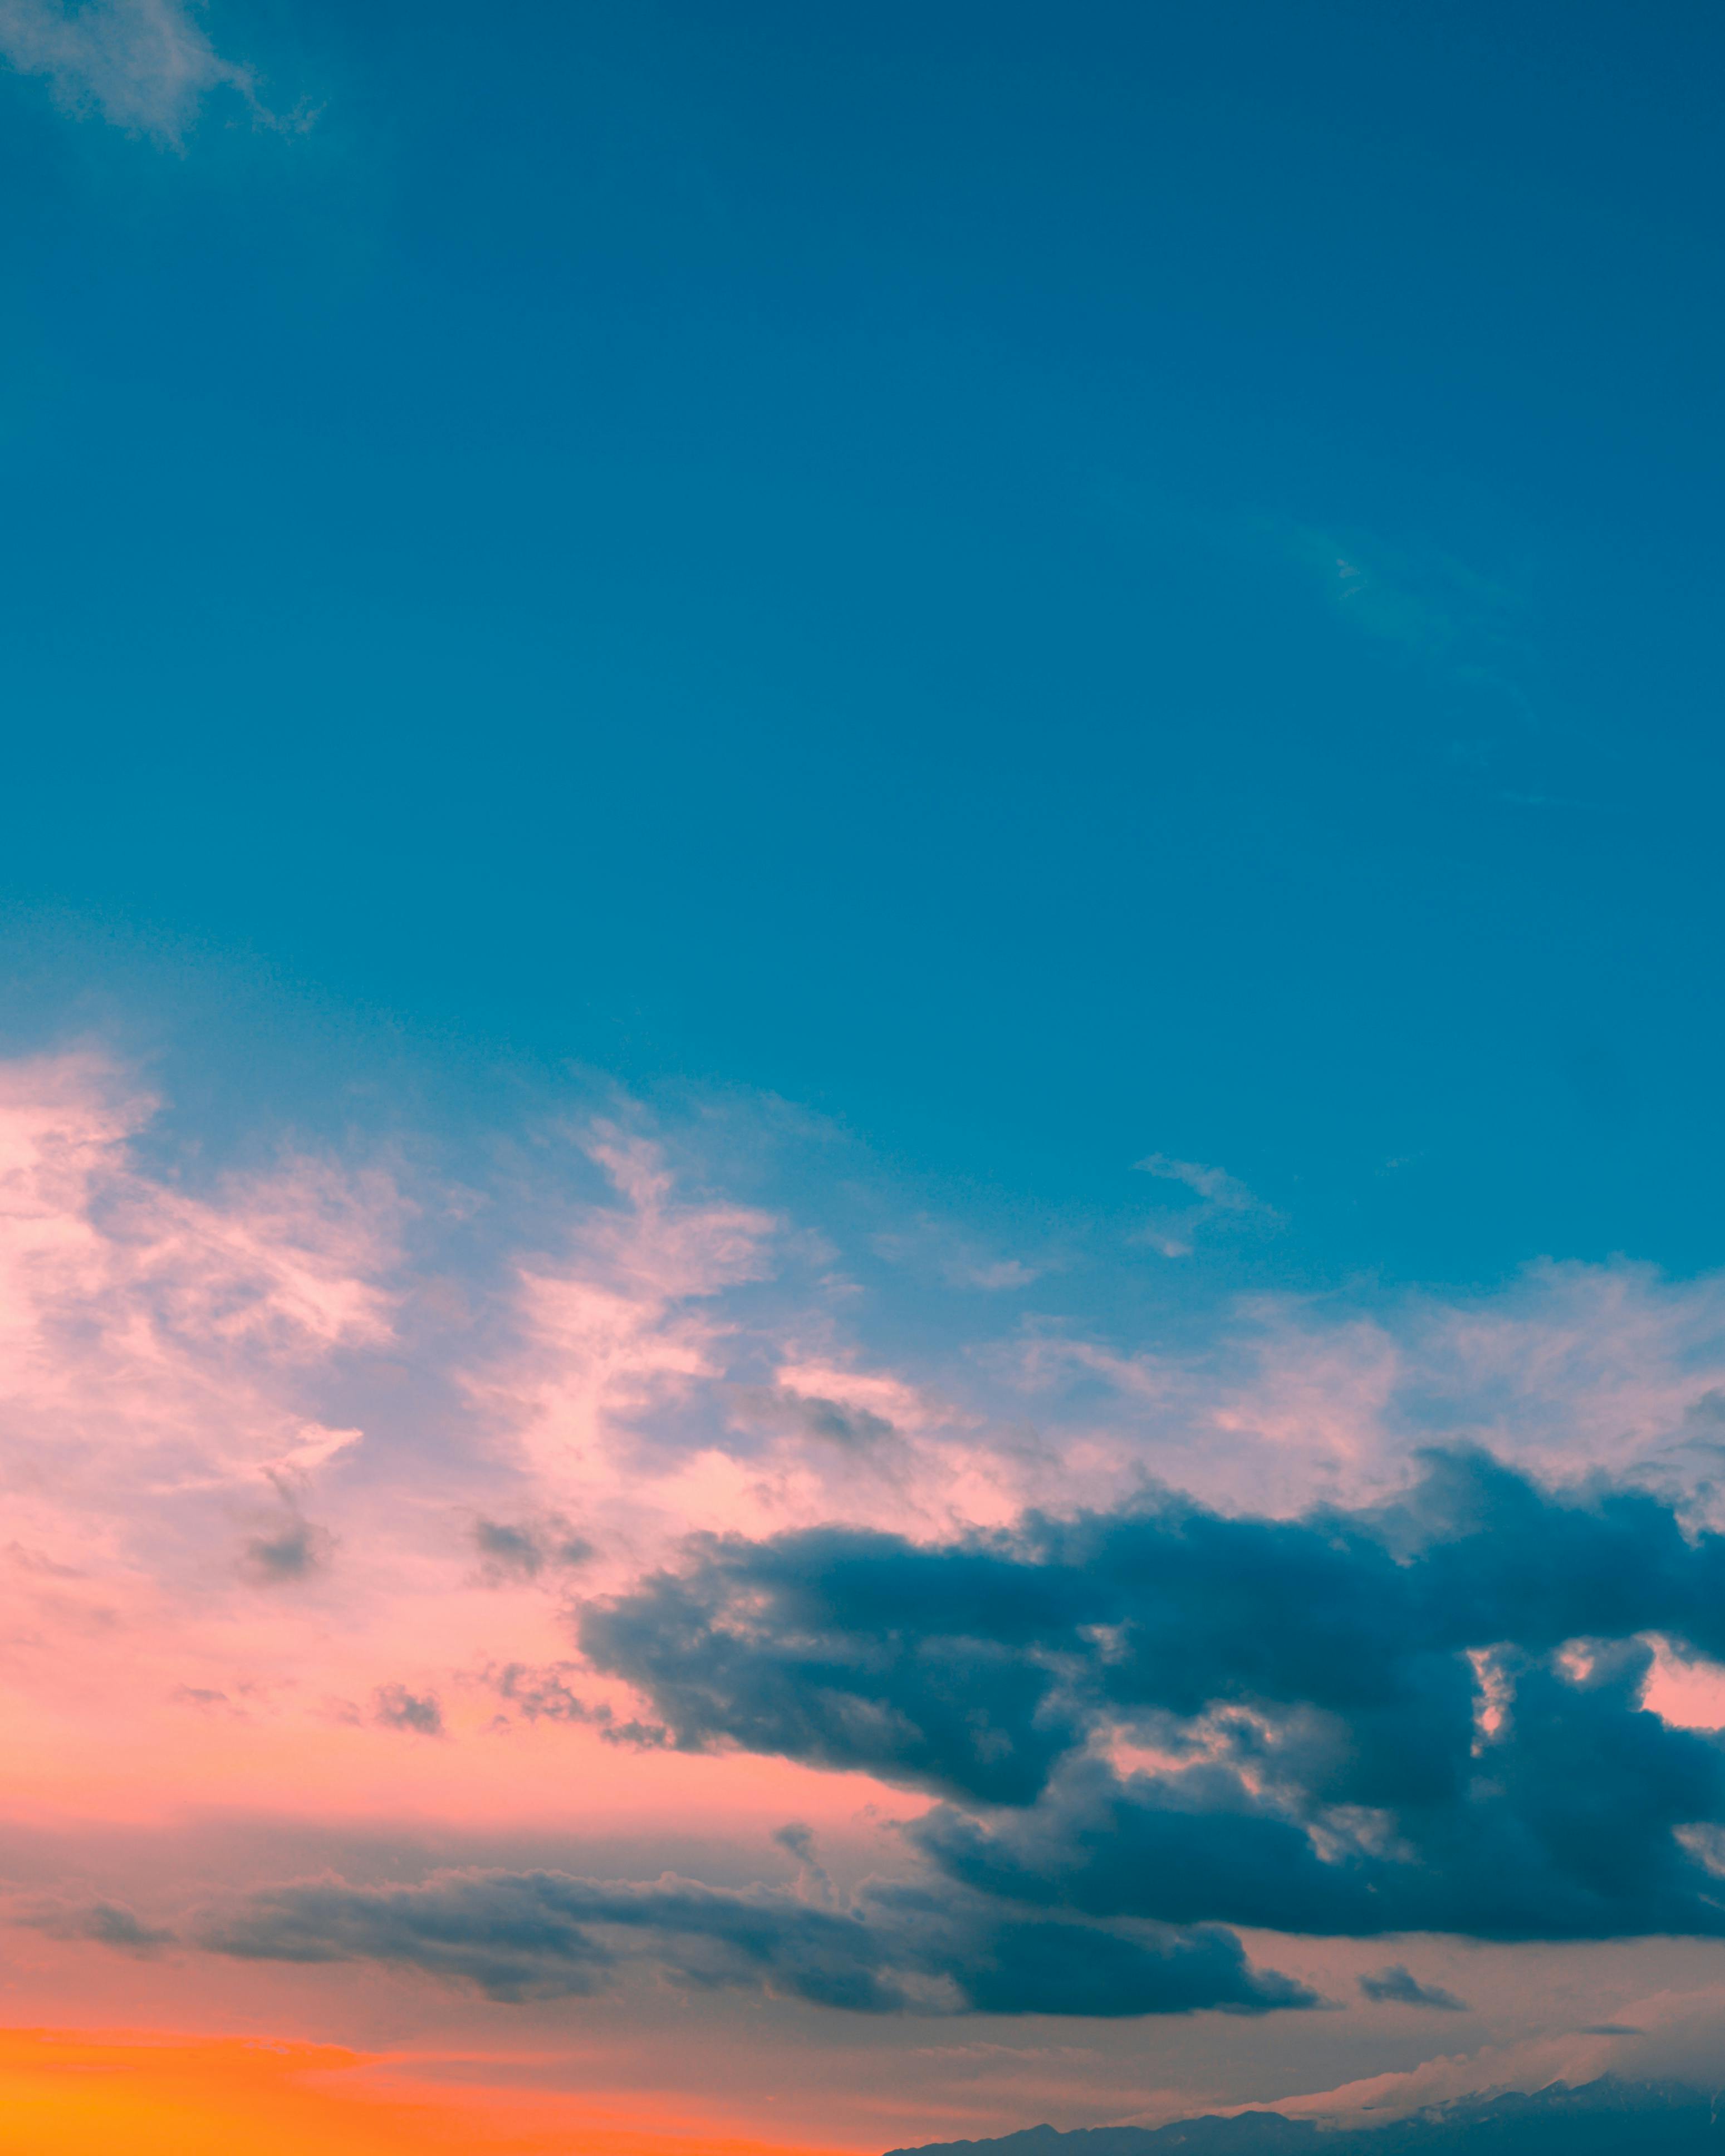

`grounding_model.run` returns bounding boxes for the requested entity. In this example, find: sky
[3,1,1725,2149]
